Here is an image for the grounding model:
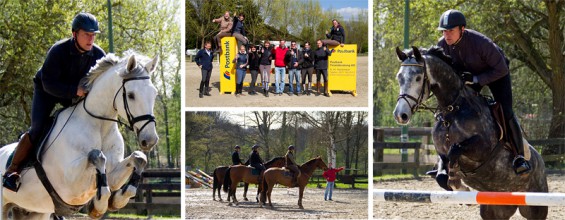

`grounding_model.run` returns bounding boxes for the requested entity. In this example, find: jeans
[324,181,334,200]
[259,65,271,90]
[288,69,301,93]
[236,68,246,84]
[274,67,286,93]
